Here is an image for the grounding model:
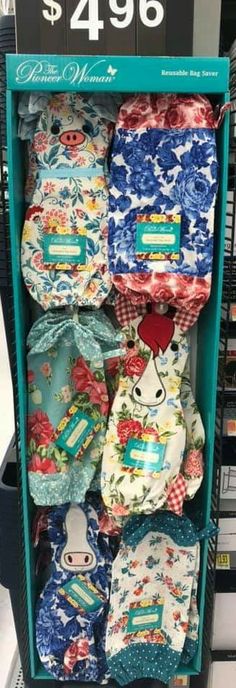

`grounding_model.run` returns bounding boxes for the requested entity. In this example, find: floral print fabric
[106,511,200,685]
[109,94,218,321]
[102,312,189,518]
[36,501,112,682]
[21,92,113,310]
[27,311,124,505]
[101,311,204,520]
